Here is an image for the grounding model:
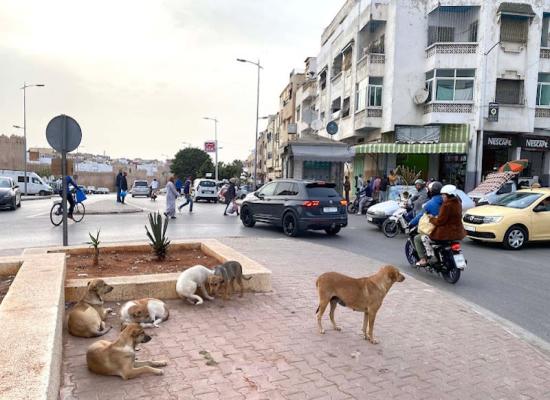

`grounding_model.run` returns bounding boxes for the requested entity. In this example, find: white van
[0,170,53,195]
[192,179,218,202]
